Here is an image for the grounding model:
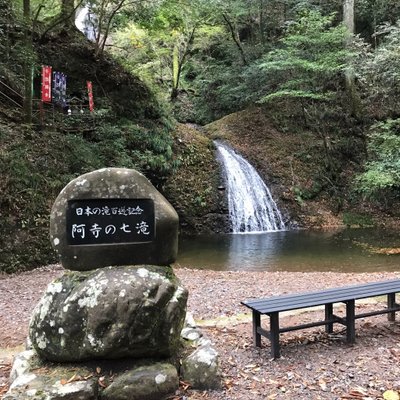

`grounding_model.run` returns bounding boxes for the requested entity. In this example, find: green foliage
[355,119,400,199]
[175,8,353,123]
[257,11,349,104]
[356,0,400,39]
[0,117,177,273]
[342,212,374,227]
[356,22,400,118]
[294,182,323,203]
